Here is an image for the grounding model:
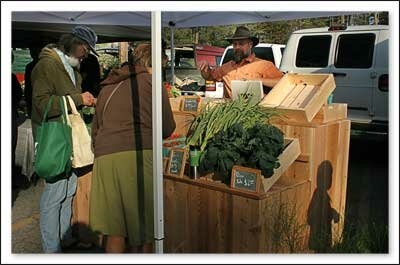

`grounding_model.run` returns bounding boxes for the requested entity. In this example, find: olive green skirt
[89,150,153,247]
